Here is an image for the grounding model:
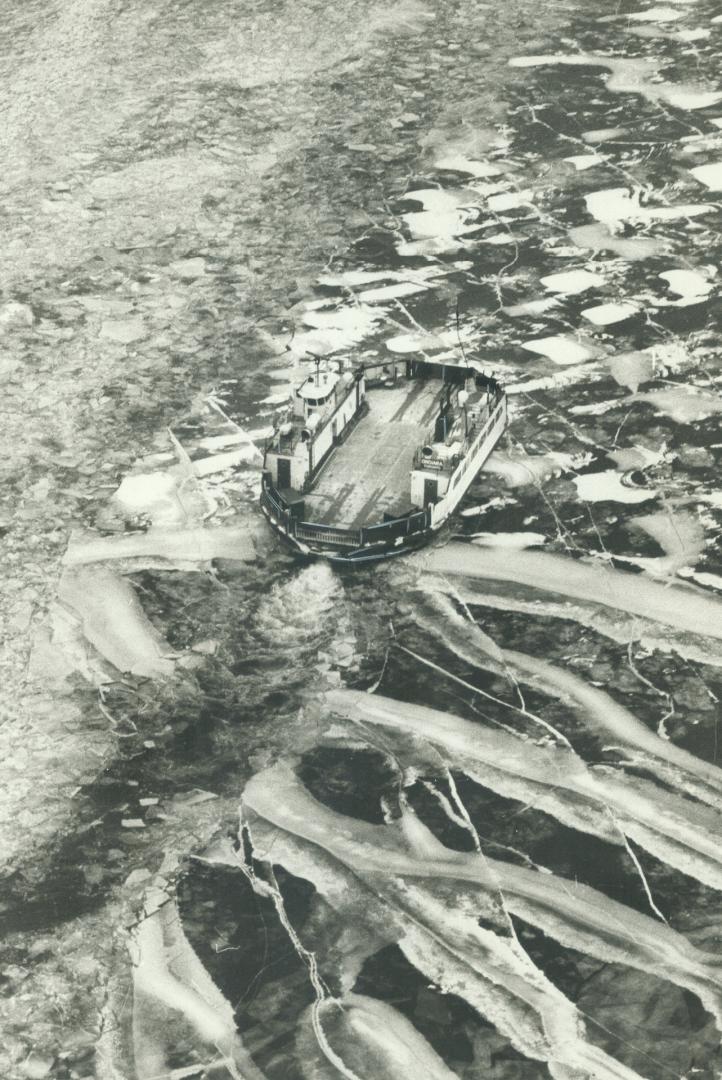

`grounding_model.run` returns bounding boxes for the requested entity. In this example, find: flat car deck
[302,378,442,528]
